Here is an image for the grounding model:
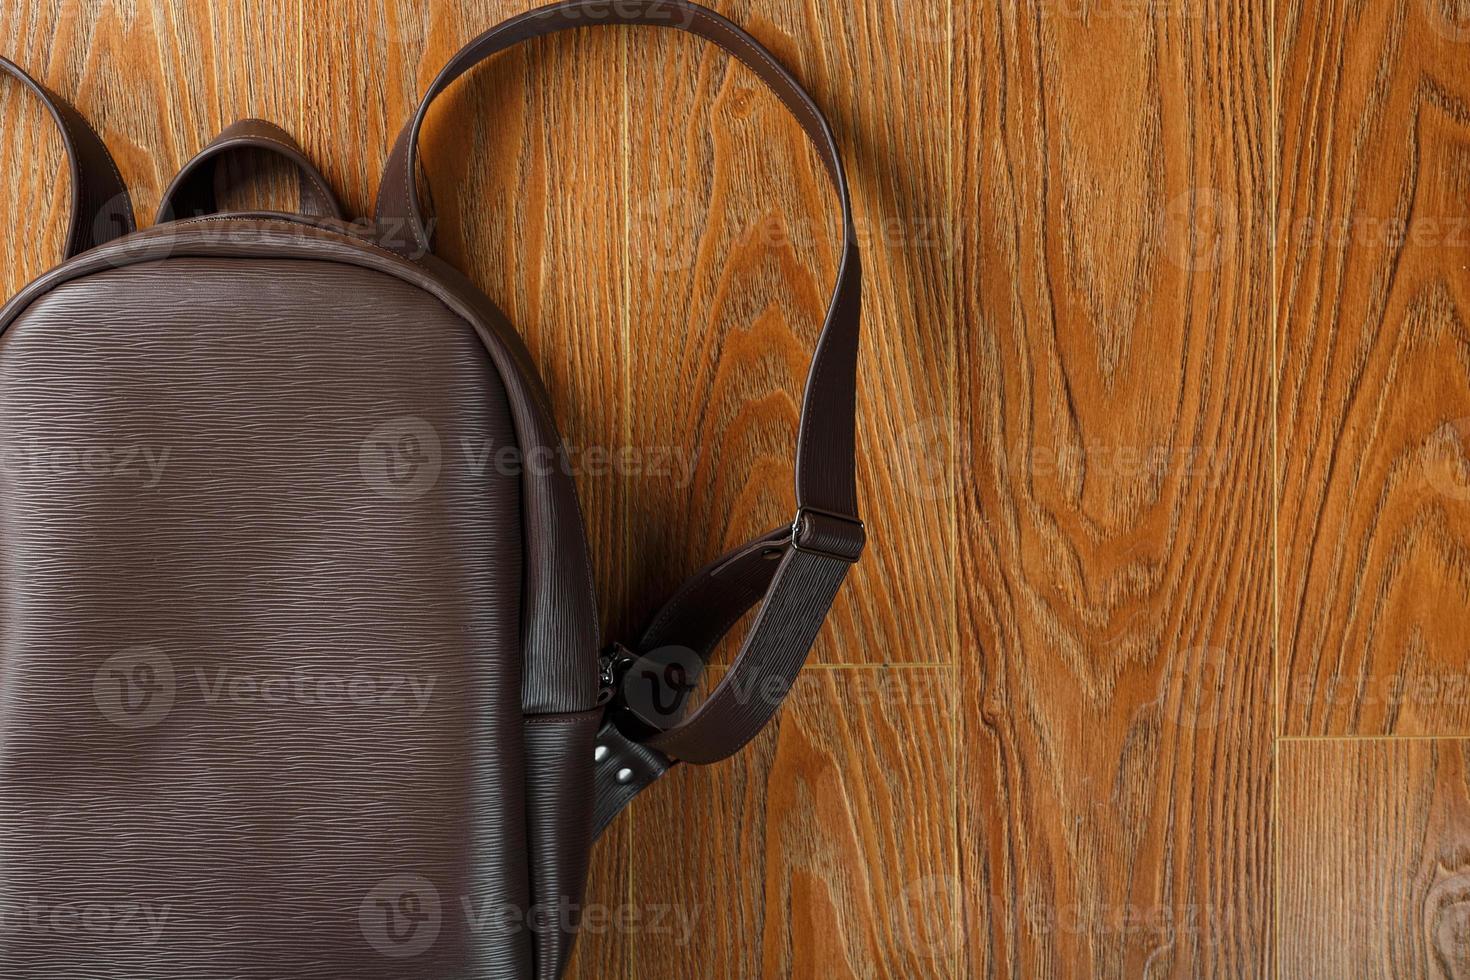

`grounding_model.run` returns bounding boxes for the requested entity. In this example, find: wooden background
[0,0,1468,976]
